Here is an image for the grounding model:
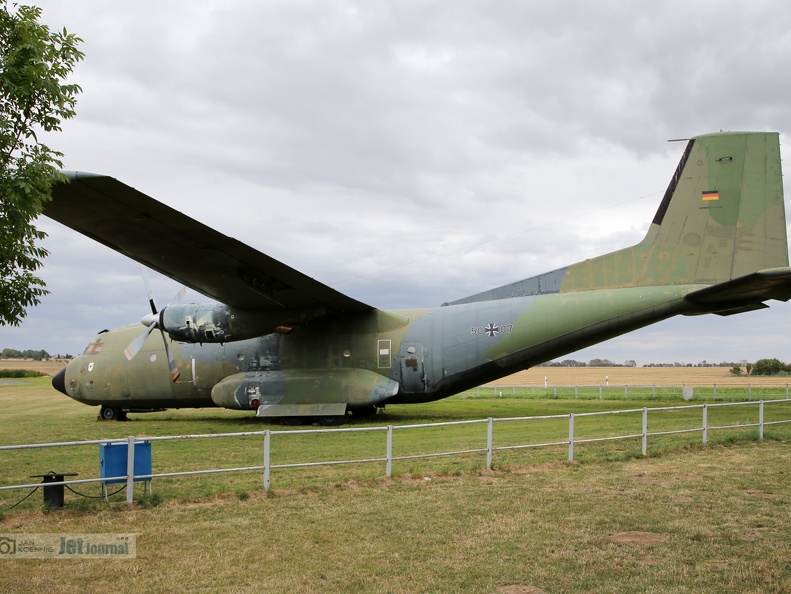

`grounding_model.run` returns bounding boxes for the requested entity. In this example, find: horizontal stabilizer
[684,267,791,314]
